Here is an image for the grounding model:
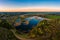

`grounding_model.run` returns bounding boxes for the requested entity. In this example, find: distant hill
[0,12,60,15]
